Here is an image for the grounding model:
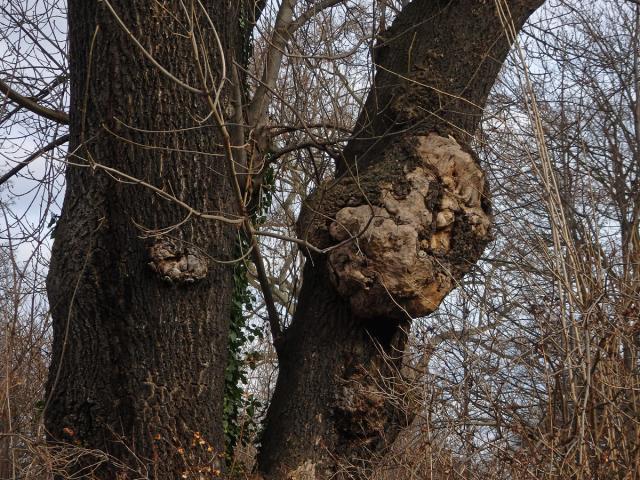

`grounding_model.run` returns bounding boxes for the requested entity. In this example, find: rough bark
[258,1,545,478]
[45,1,246,478]
[342,0,545,173]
